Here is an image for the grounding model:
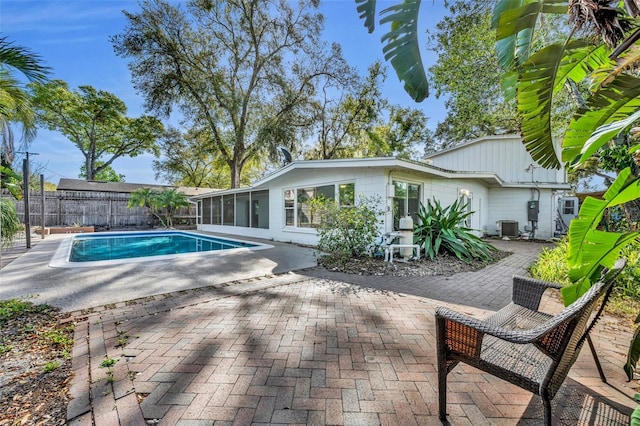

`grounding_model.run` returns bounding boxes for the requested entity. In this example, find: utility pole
[17,151,39,249]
